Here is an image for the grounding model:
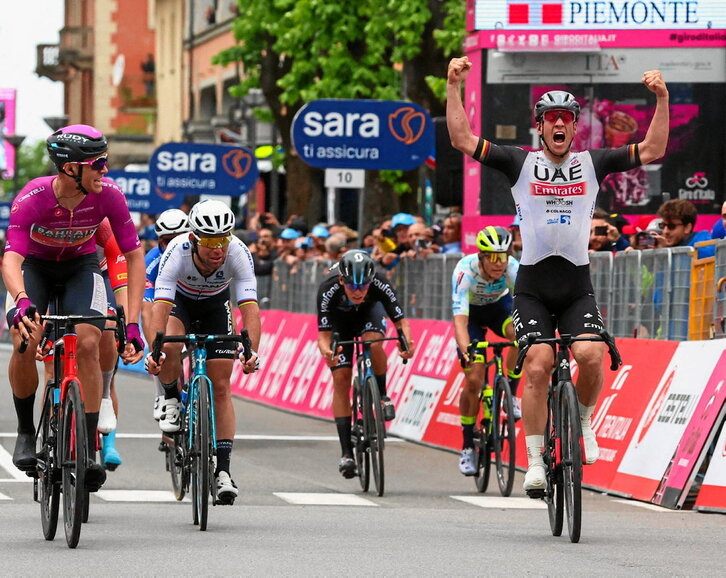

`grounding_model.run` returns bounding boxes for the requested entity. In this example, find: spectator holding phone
[589,208,629,252]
